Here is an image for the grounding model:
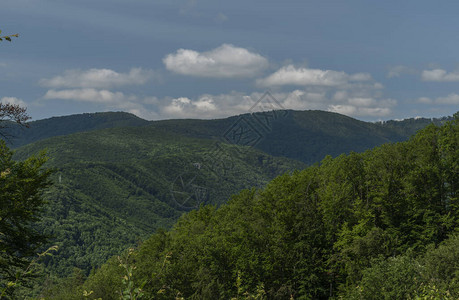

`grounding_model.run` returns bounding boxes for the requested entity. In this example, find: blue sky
[1,0,458,122]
